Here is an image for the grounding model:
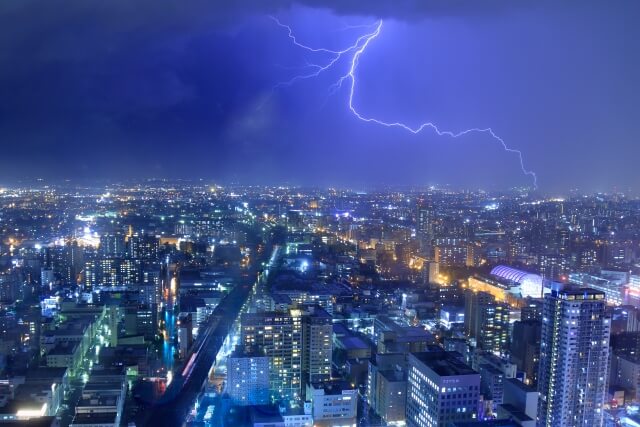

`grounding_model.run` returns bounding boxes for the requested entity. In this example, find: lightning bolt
[271,18,538,189]
[269,17,382,89]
